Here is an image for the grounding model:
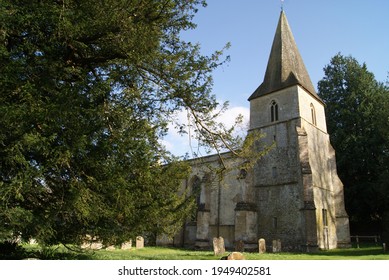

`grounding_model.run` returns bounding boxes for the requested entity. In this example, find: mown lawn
[18,244,389,260]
